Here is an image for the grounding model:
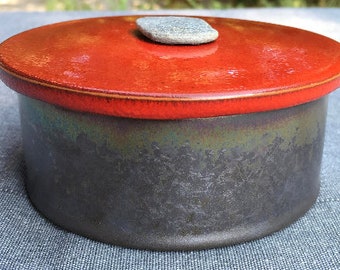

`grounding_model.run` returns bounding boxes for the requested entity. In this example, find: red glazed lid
[0,16,339,119]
